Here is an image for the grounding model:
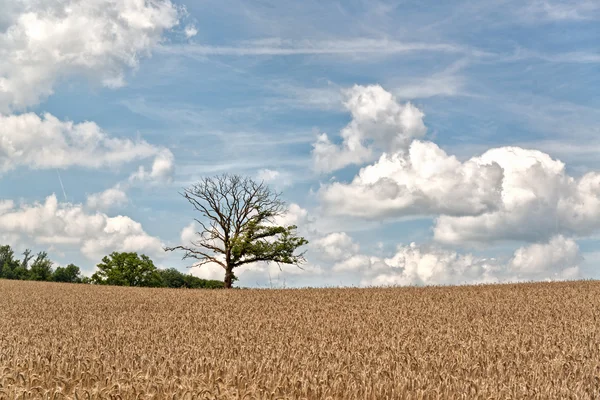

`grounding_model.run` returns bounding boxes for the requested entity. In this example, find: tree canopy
[91,252,160,287]
[165,174,308,288]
